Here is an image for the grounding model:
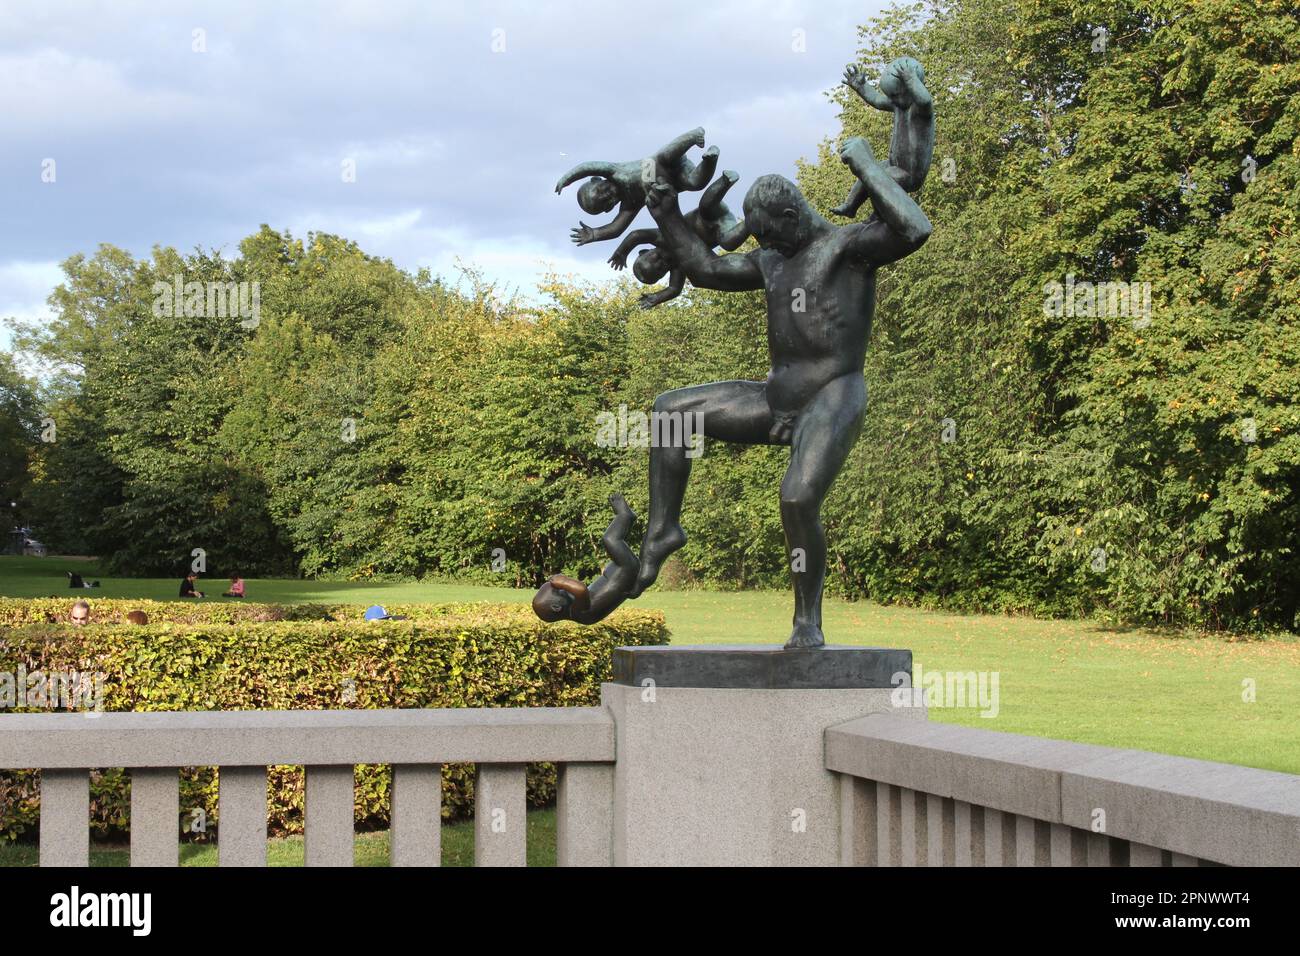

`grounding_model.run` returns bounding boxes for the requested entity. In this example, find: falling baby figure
[532,494,640,625]
[607,169,750,309]
[830,56,934,218]
[555,127,719,246]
